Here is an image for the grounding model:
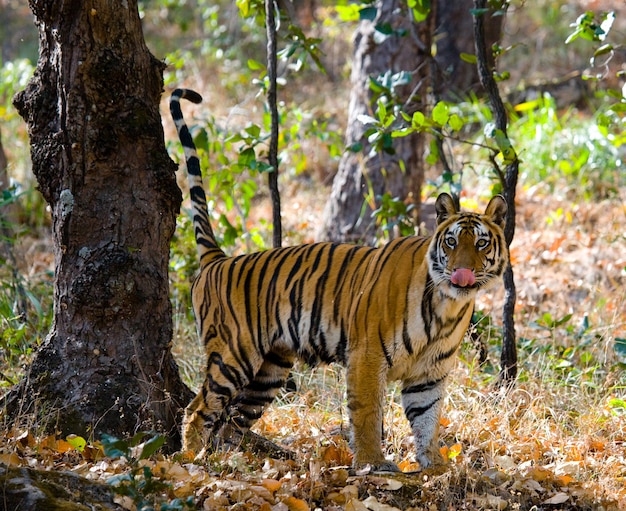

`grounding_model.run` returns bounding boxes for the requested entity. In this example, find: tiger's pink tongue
[451,268,476,287]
